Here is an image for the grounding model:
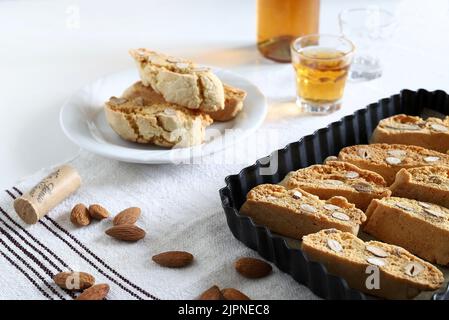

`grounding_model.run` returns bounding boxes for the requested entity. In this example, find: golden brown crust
[129,49,225,112]
[240,184,366,240]
[390,166,449,208]
[364,197,449,265]
[338,143,449,185]
[302,229,444,299]
[104,95,212,147]
[371,114,449,153]
[280,161,391,210]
